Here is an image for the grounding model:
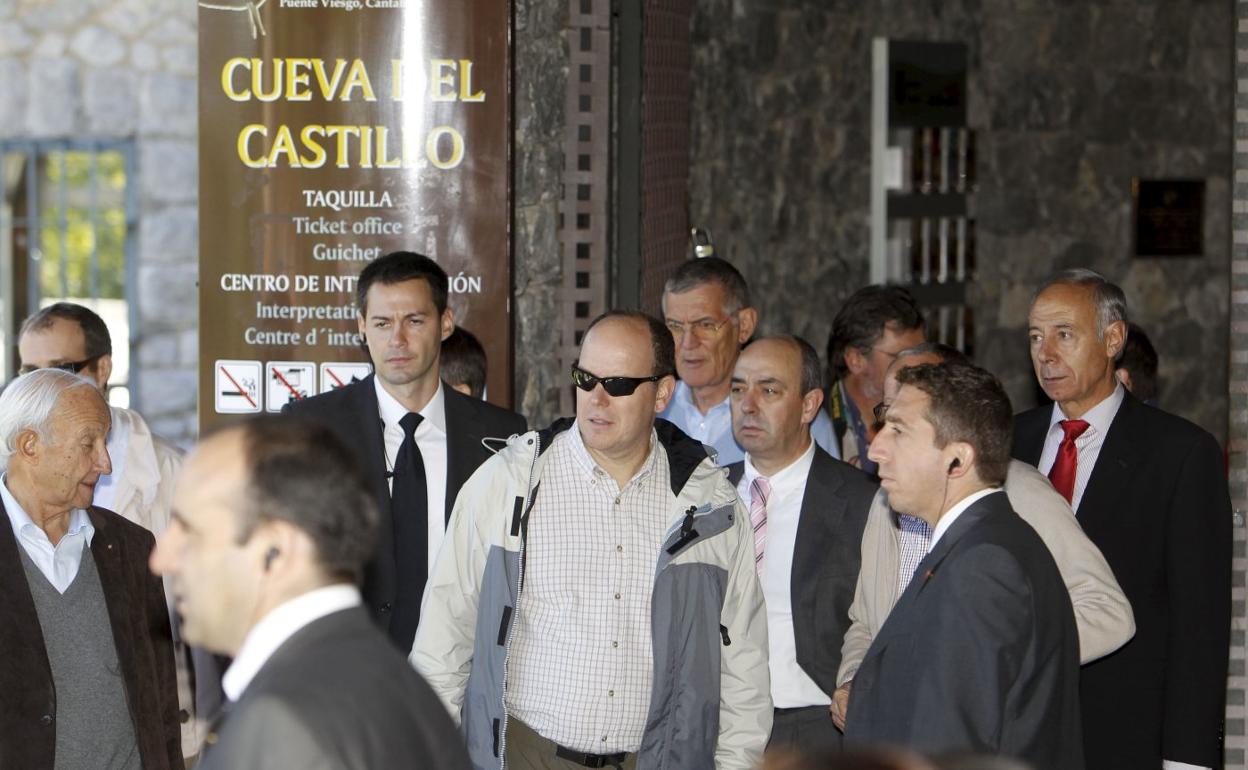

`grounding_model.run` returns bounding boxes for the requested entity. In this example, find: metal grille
[637,0,692,316]
[558,0,612,414]
[0,139,137,400]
